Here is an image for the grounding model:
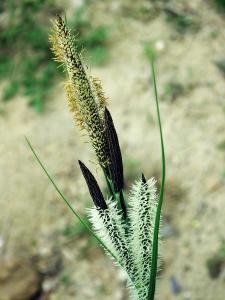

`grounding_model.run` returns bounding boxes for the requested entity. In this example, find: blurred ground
[0,0,225,299]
